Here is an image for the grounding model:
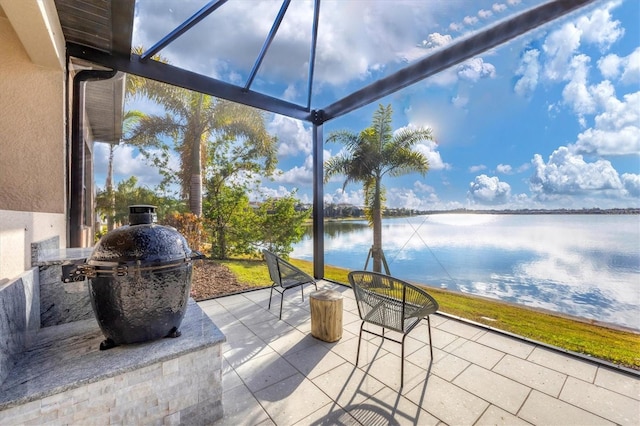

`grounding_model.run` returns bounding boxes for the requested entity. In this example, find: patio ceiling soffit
[64,0,596,126]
